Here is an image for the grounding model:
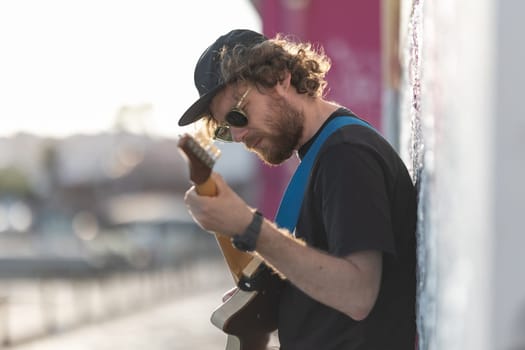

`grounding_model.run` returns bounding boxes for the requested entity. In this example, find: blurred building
[0,131,257,276]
